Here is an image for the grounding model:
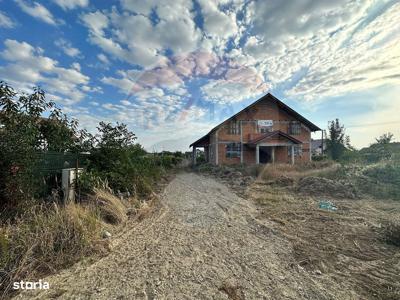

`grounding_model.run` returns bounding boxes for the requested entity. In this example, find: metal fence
[35,151,90,174]
[34,151,90,201]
